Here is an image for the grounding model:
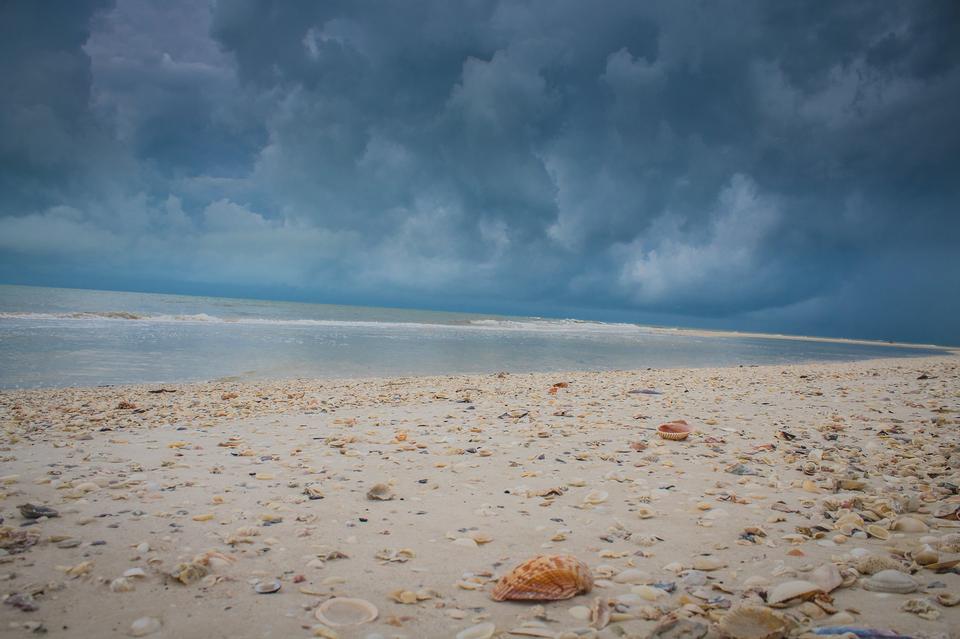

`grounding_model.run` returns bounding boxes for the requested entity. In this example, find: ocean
[0,284,944,389]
